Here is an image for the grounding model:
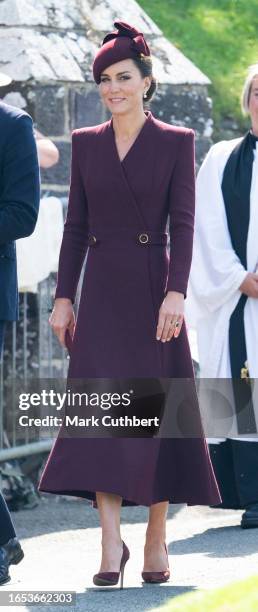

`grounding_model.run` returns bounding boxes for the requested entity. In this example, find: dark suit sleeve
[166,129,195,299]
[55,132,89,303]
[0,114,40,244]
